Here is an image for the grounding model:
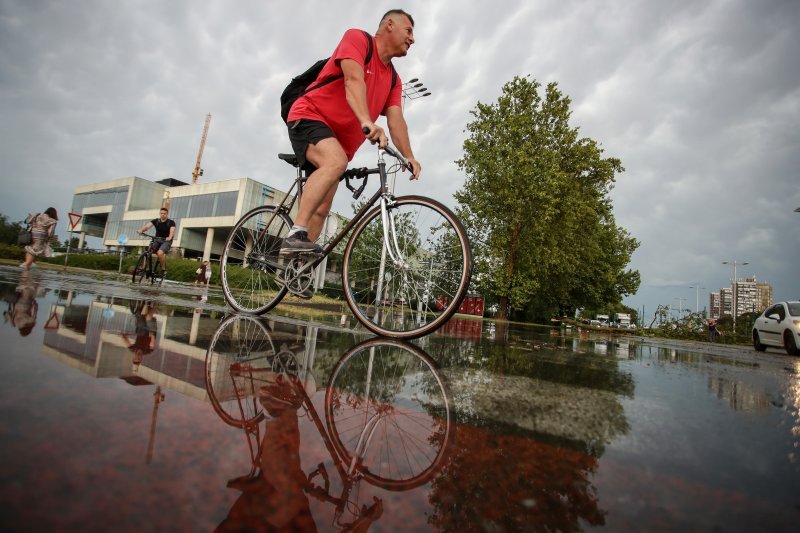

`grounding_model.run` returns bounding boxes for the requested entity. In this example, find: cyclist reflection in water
[121,302,158,366]
[218,373,317,532]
